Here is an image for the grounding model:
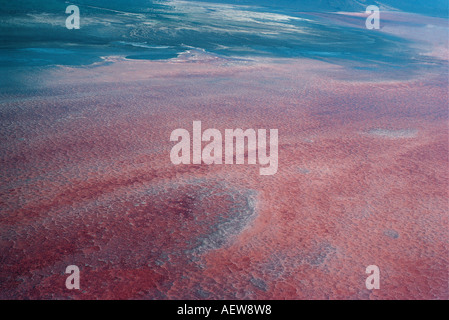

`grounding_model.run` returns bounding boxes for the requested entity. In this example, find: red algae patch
[0,177,258,299]
[0,54,448,299]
